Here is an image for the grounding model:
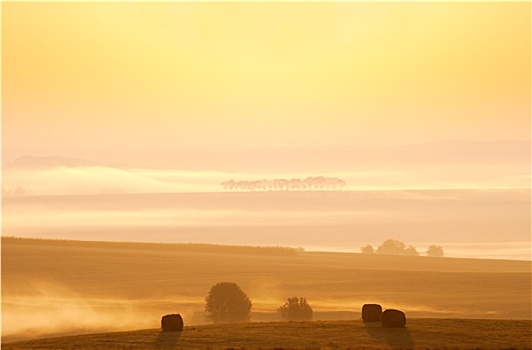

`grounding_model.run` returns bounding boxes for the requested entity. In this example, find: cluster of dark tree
[204,282,313,323]
[360,239,444,257]
[277,297,313,321]
[220,176,346,192]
